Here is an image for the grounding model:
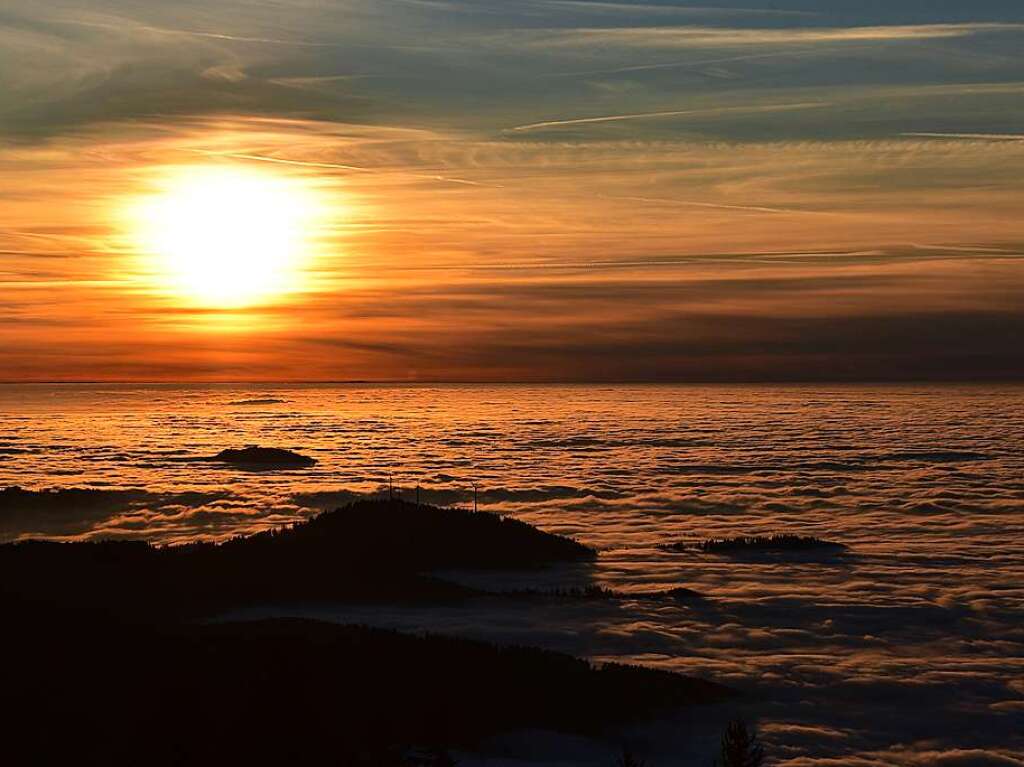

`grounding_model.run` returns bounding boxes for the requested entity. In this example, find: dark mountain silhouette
[239,496,596,569]
[2,499,726,765]
[1,498,596,616]
[205,445,317,468]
